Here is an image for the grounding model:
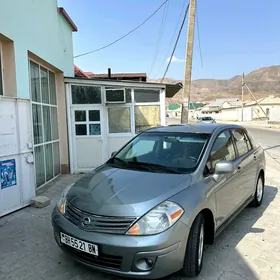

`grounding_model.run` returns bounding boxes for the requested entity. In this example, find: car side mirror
[213,161,234,182]
[111,151,117,157]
